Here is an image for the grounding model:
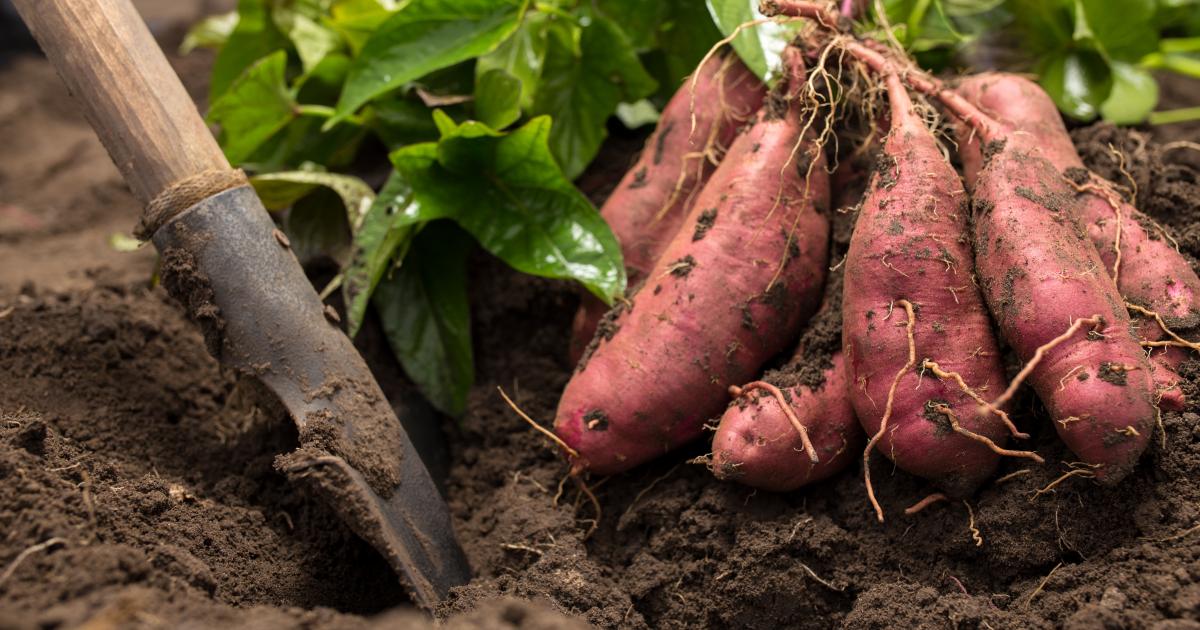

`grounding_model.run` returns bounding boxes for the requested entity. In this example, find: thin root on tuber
[863,299,916,523]
[732,381,820,463]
